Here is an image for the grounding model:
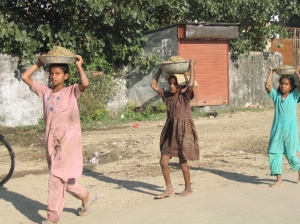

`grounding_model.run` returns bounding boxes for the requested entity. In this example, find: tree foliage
[1,0,300,121]
[187,0,300,53]
[0,0,185,67]
[287,14,300,27]
[0,0,299,67]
